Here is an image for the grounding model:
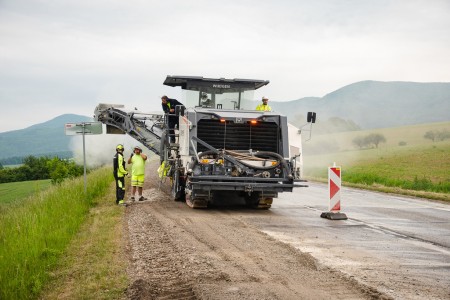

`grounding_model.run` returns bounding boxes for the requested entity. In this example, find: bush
[0,156,85,184]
